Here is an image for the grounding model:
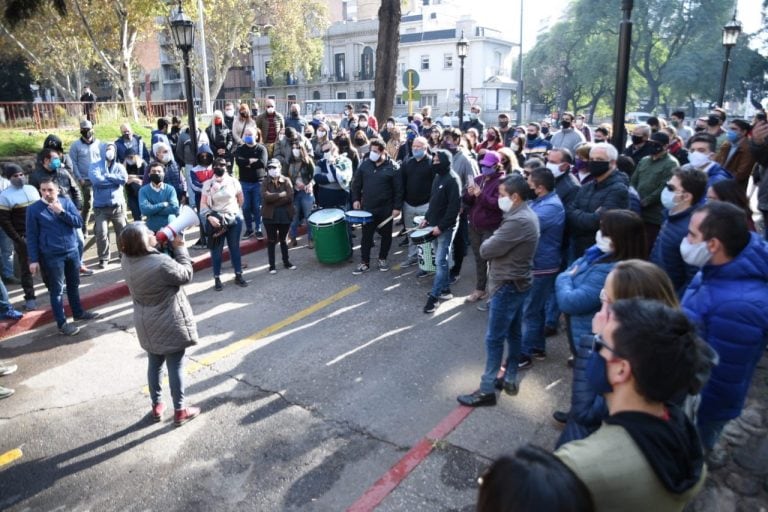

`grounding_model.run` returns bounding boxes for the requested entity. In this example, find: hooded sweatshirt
[424,150,461,233]
[190,145,215,193]
[88,144,127,208]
